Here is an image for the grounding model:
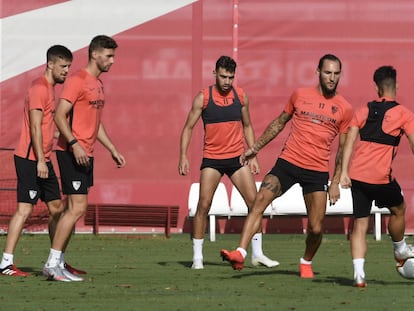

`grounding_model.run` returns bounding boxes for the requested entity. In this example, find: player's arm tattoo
[254,112,291,151]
